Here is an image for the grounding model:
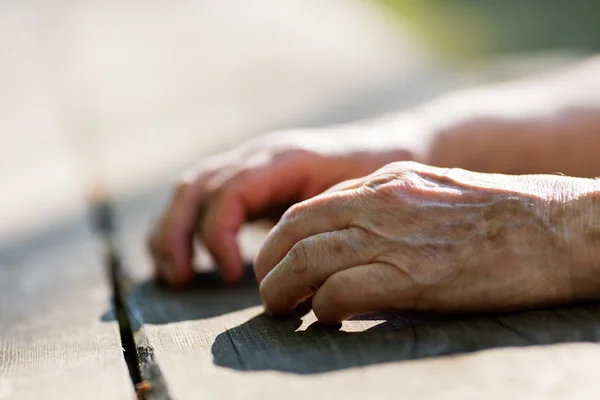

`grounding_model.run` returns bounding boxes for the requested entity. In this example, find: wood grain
[0,212,132,400]
[2,2,592,398]
[112,185,600,399]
